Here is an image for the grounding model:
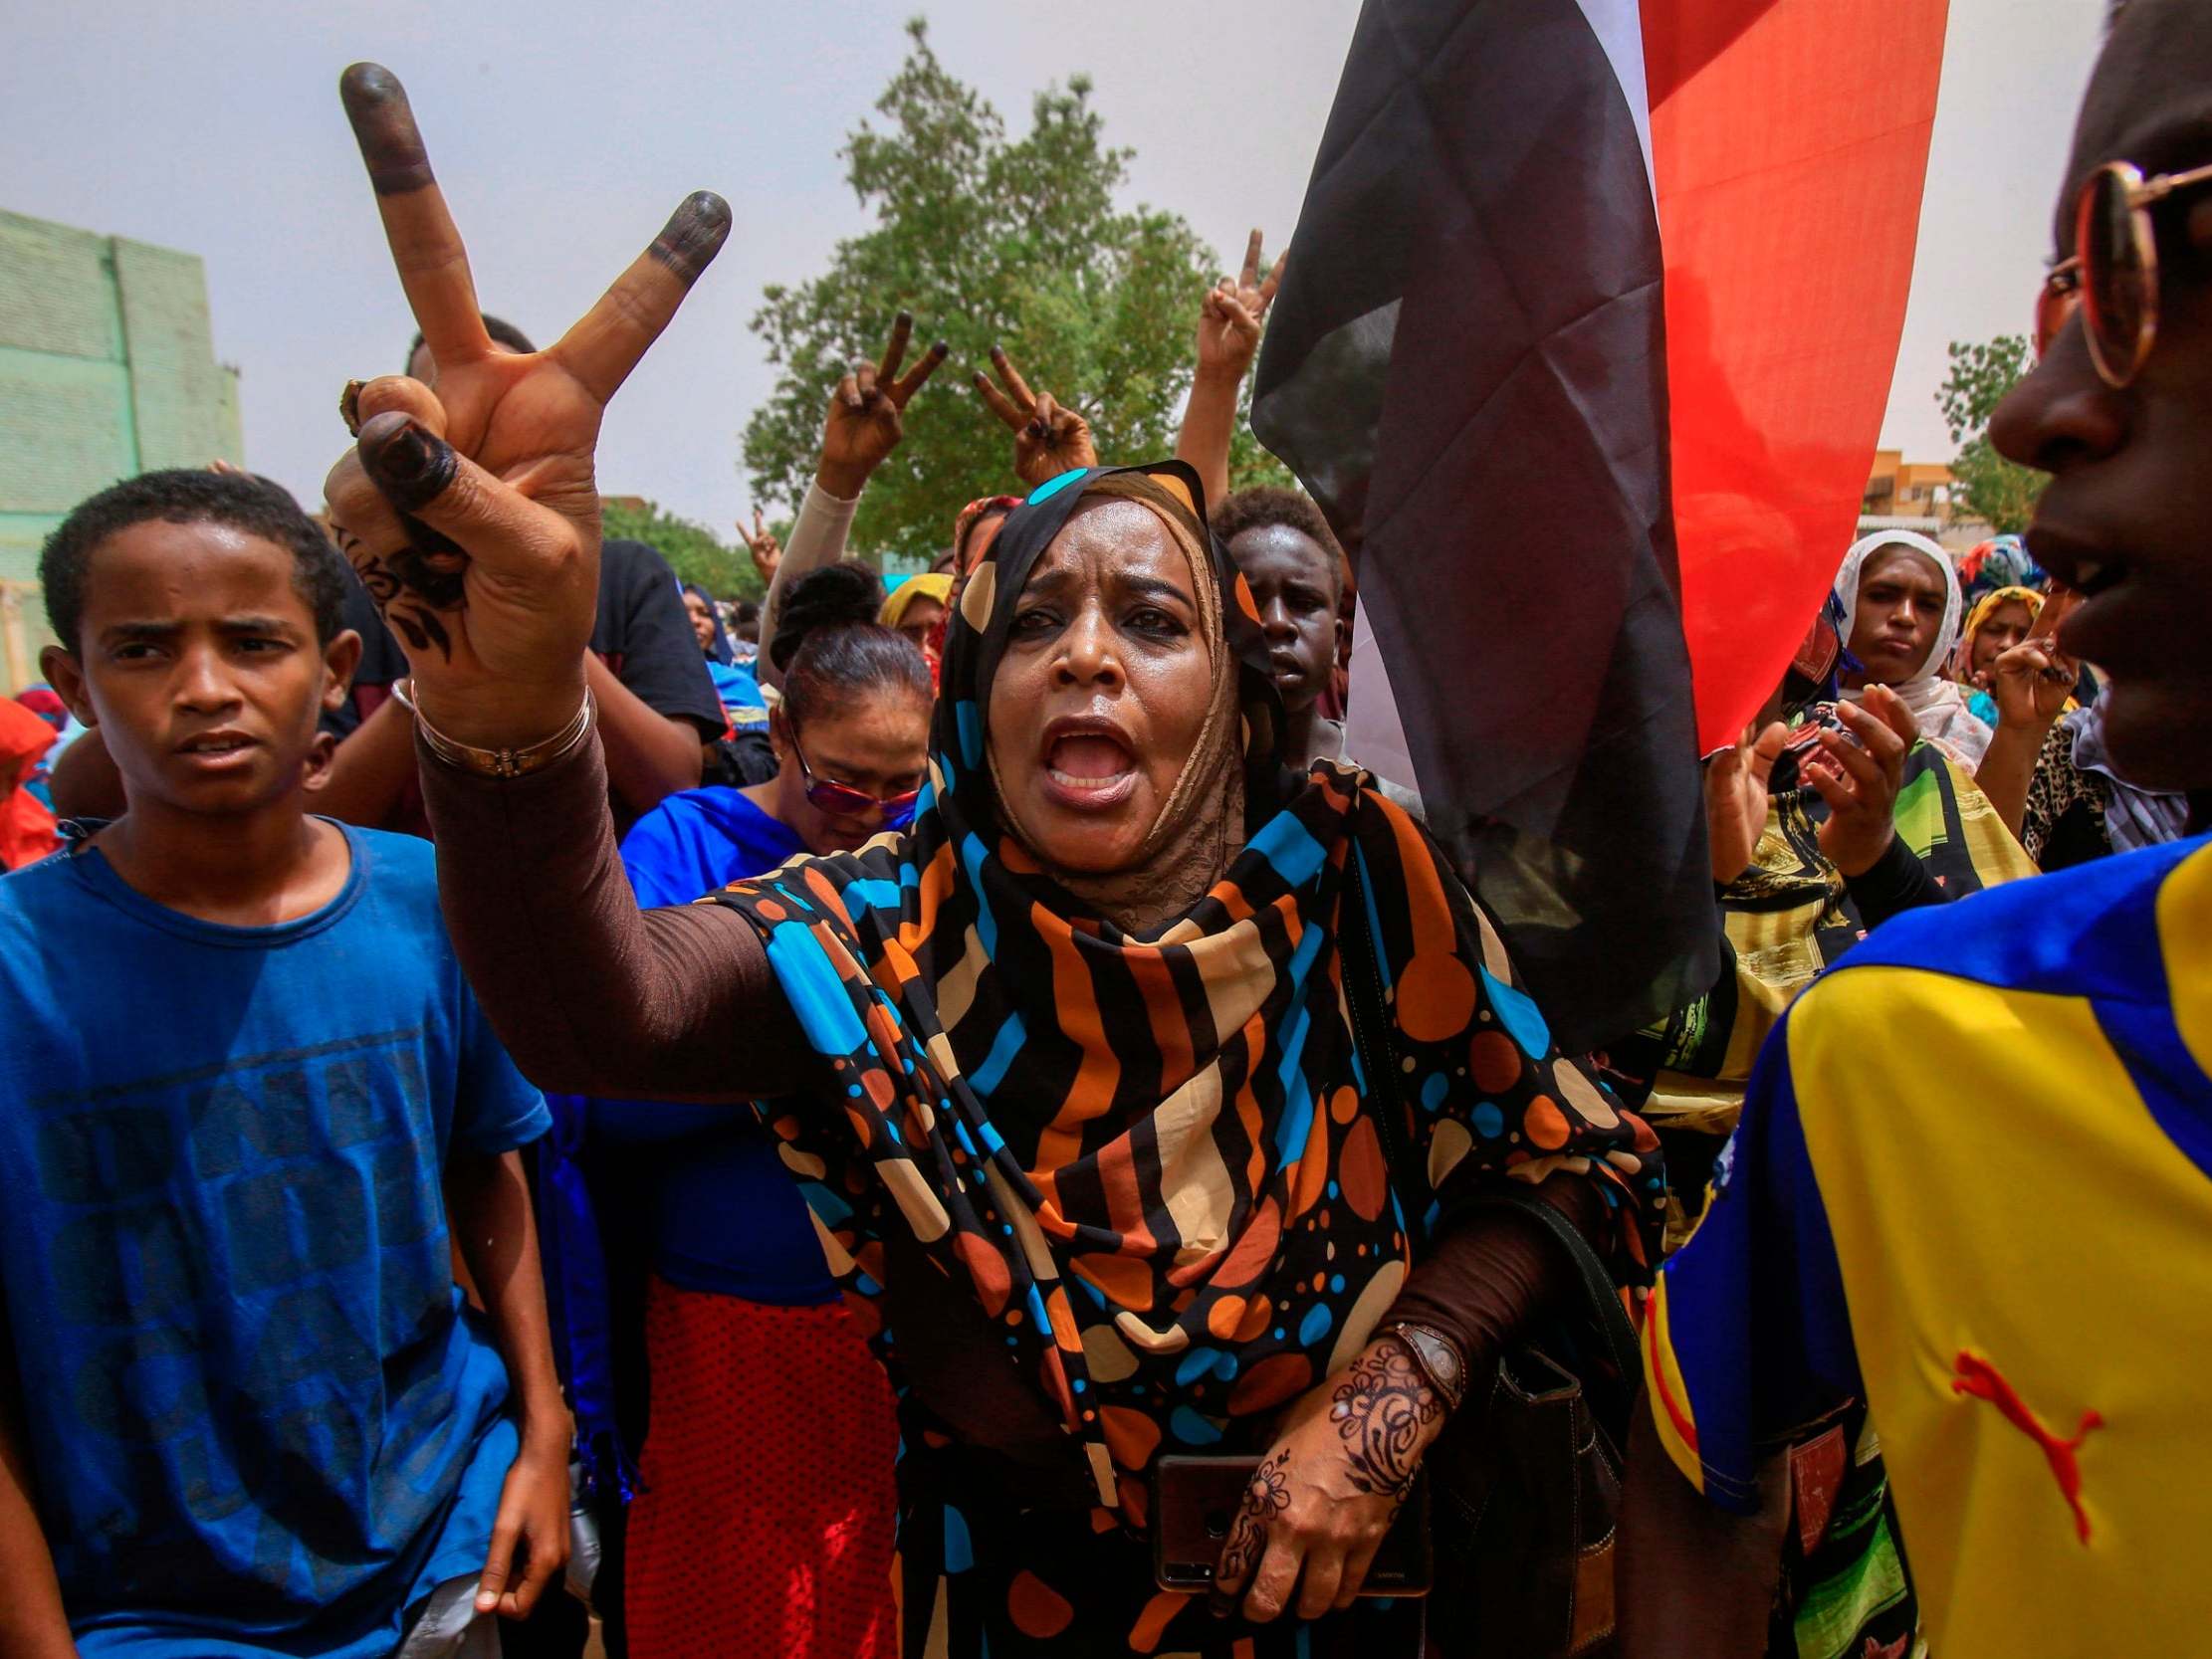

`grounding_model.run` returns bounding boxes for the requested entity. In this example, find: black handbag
[1338,853,1640,1658]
